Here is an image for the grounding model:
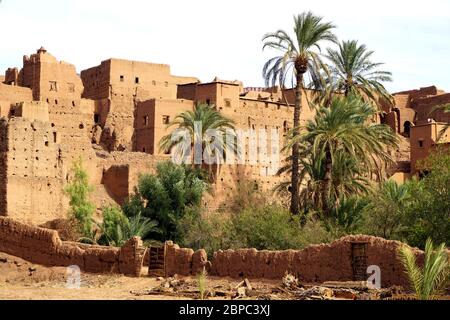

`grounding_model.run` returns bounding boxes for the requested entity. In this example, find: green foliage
[361,180,412,240]
[123,161,208,241]
[404,149,450,247]
[262,11,337,89]
[229,206,305,250]
[197,268,208,300]
[323,39,393,106]
[98,205,159,247]
[278,96,398,214]
[64,158,95,237]
[262,11,337,215]
[324,196,369,237]
[178,205,335,254]
[398,239,449,300]
[159,103,237,171]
